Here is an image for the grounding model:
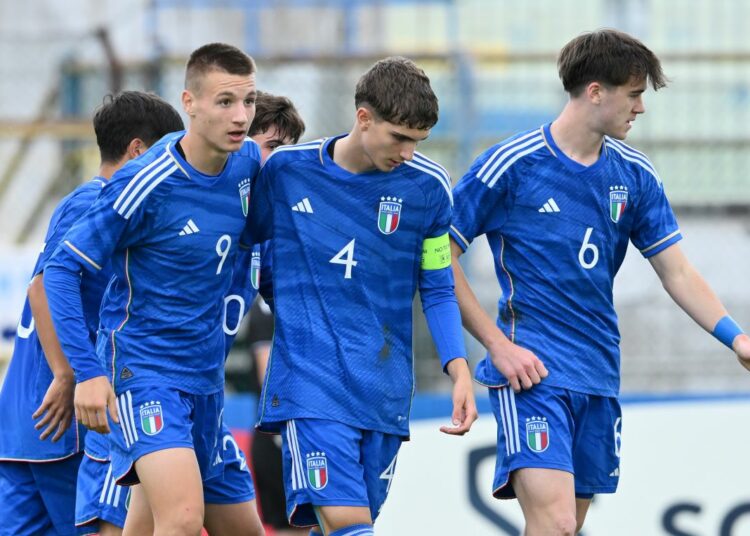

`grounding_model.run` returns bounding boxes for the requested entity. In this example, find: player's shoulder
[238,137,262,161]
[262,138,325,170]
[402,151,453,204]
[604,136,661,185]
[471,127,548,187]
